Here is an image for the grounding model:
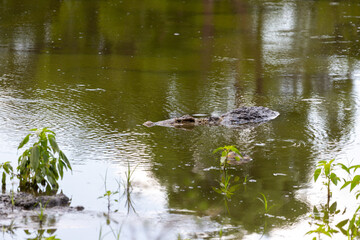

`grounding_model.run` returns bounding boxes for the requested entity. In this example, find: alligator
[143,106,279,129]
